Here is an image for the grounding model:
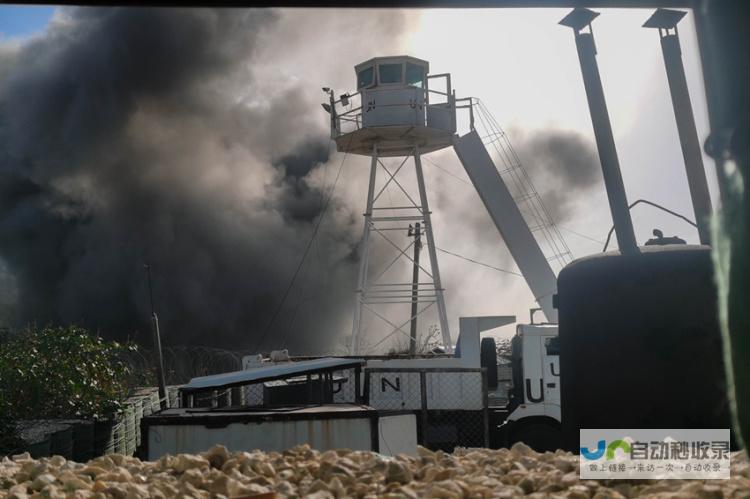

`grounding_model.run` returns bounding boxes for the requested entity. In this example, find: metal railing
[180,367,363,409]
[329,77,457,138]
[451,98,574,271]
